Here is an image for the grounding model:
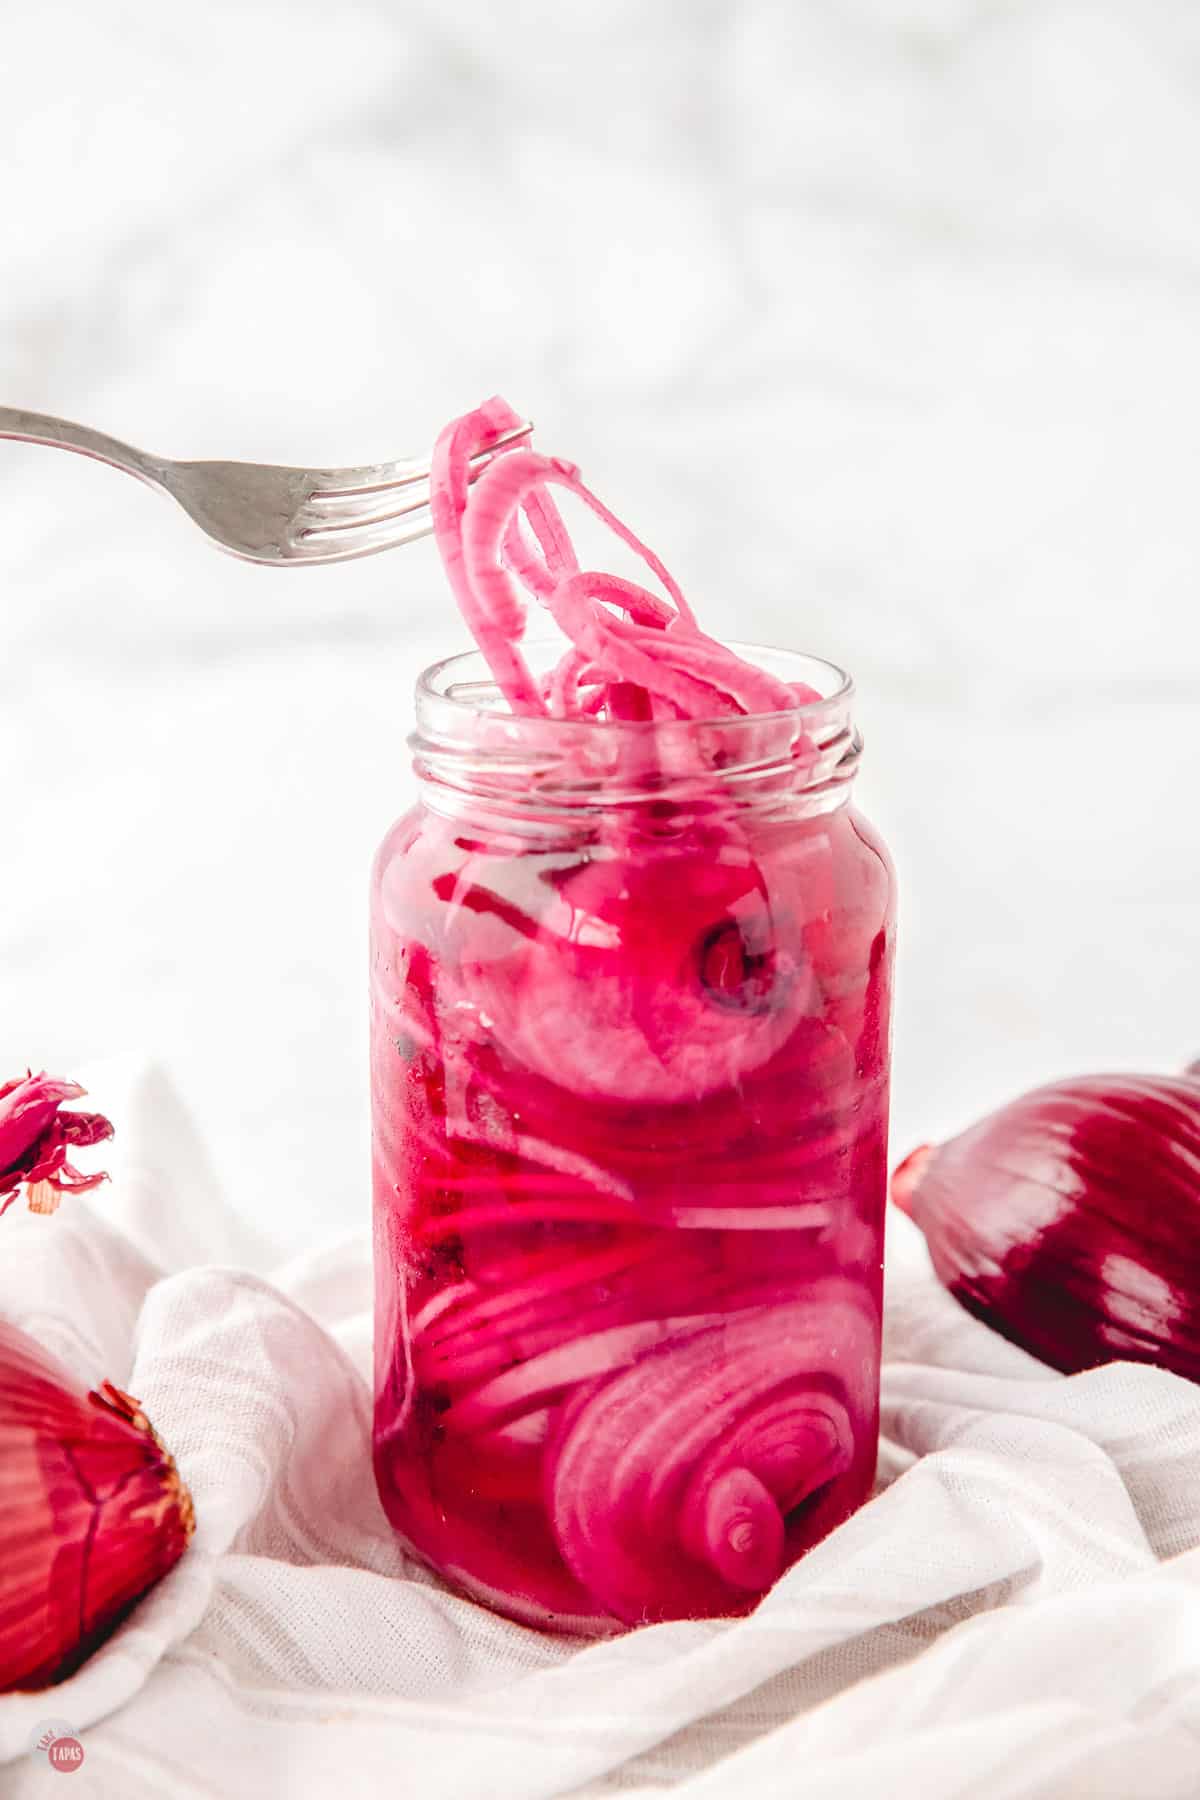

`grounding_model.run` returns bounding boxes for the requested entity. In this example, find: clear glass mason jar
[370,643,895,1634]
